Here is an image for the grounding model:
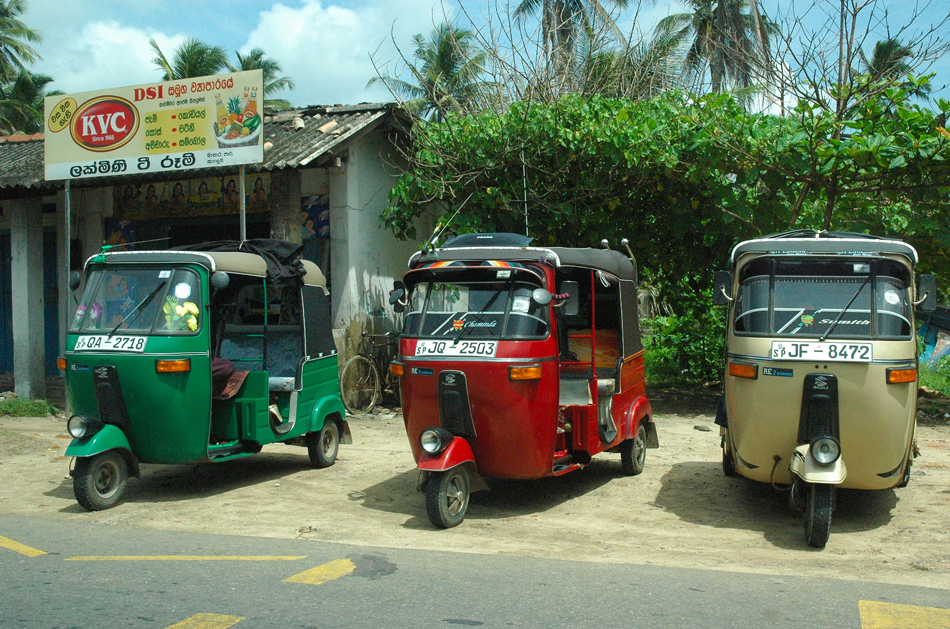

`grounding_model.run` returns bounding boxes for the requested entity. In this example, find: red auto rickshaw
[389,233,657,528]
